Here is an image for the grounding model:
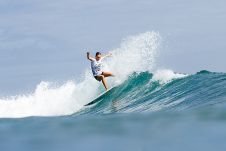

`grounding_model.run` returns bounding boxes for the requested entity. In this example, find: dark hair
[96,52,101,56]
